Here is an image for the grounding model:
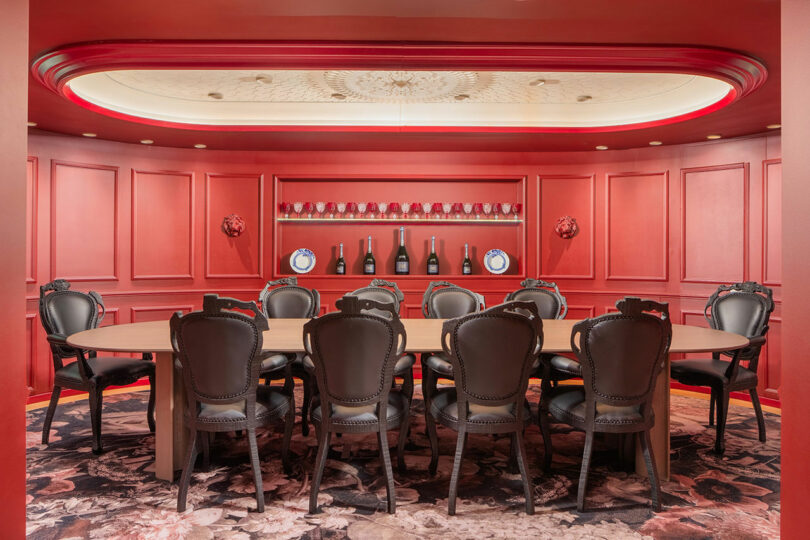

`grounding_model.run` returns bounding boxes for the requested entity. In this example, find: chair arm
[46,333,68,346]
[747,335,766,348]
